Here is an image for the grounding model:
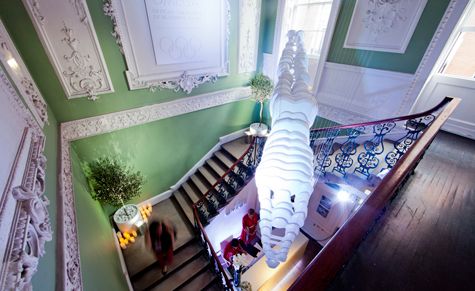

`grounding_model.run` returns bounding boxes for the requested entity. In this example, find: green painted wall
[72,99,256,214]
[71,148,129,291]
[31,107,58,290]
[0,0,256,122]
[327,0,451,73]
